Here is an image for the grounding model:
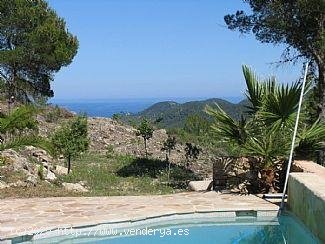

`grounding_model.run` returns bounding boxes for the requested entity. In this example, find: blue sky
[48,0,303,101]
